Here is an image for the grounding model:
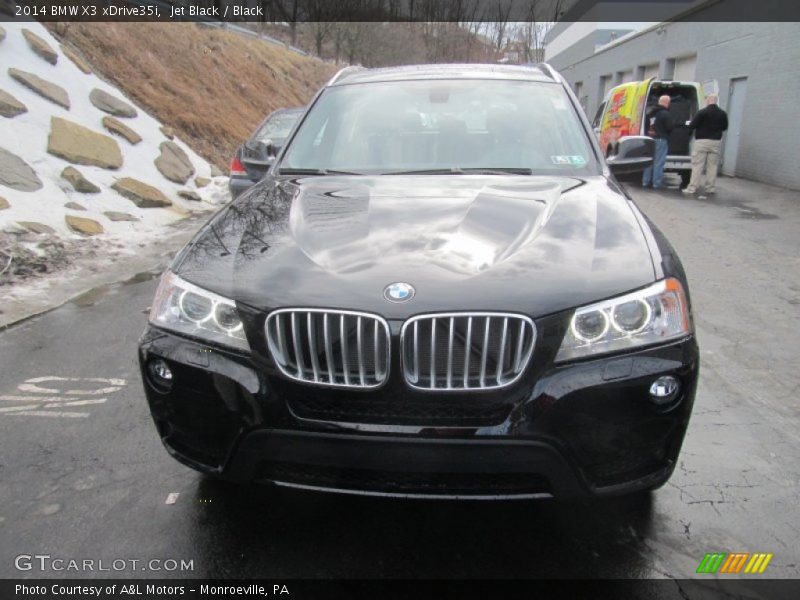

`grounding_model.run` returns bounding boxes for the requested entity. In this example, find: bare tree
[462,0,489,62]
[334,22,374,65]
[418,0,447,62]
[489,0,515,52]
[297,0,341,57]
[514,0,555,63]
[252,1,507,66]
[330,22,345,63]
[385,0,403,19]
[268,0,301,44]
[551,0,565,21]
[312,22,335,57]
